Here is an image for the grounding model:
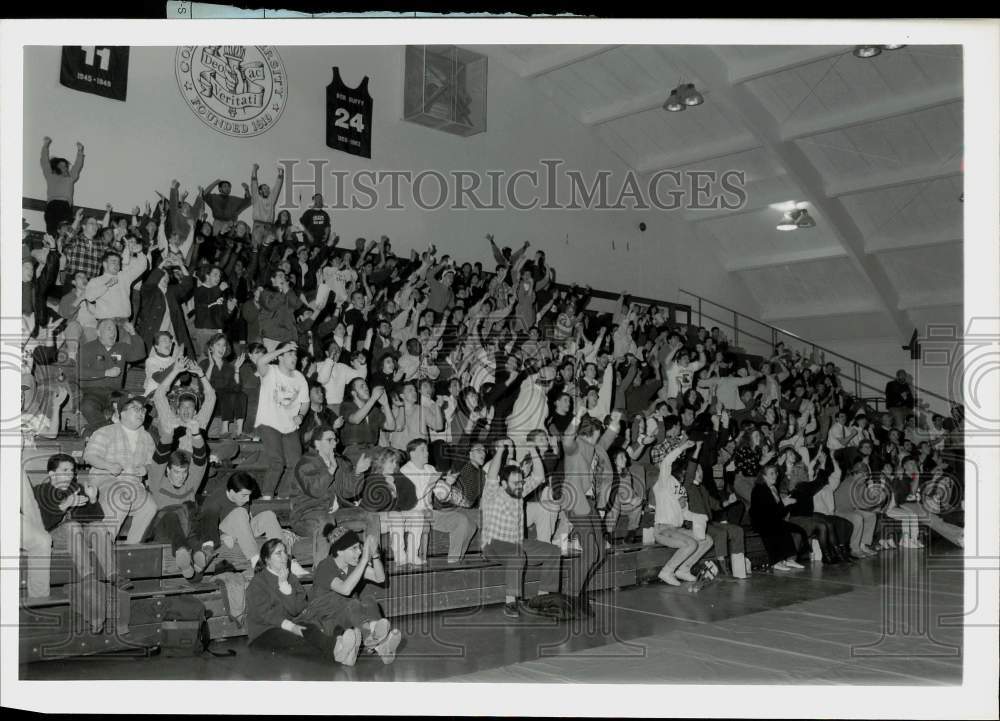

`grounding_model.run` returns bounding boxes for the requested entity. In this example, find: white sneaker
[658,570,682,586]
[784,559,805,569]
[772,561,791,571]
[374,629,402,665]
[333,628,362,666]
